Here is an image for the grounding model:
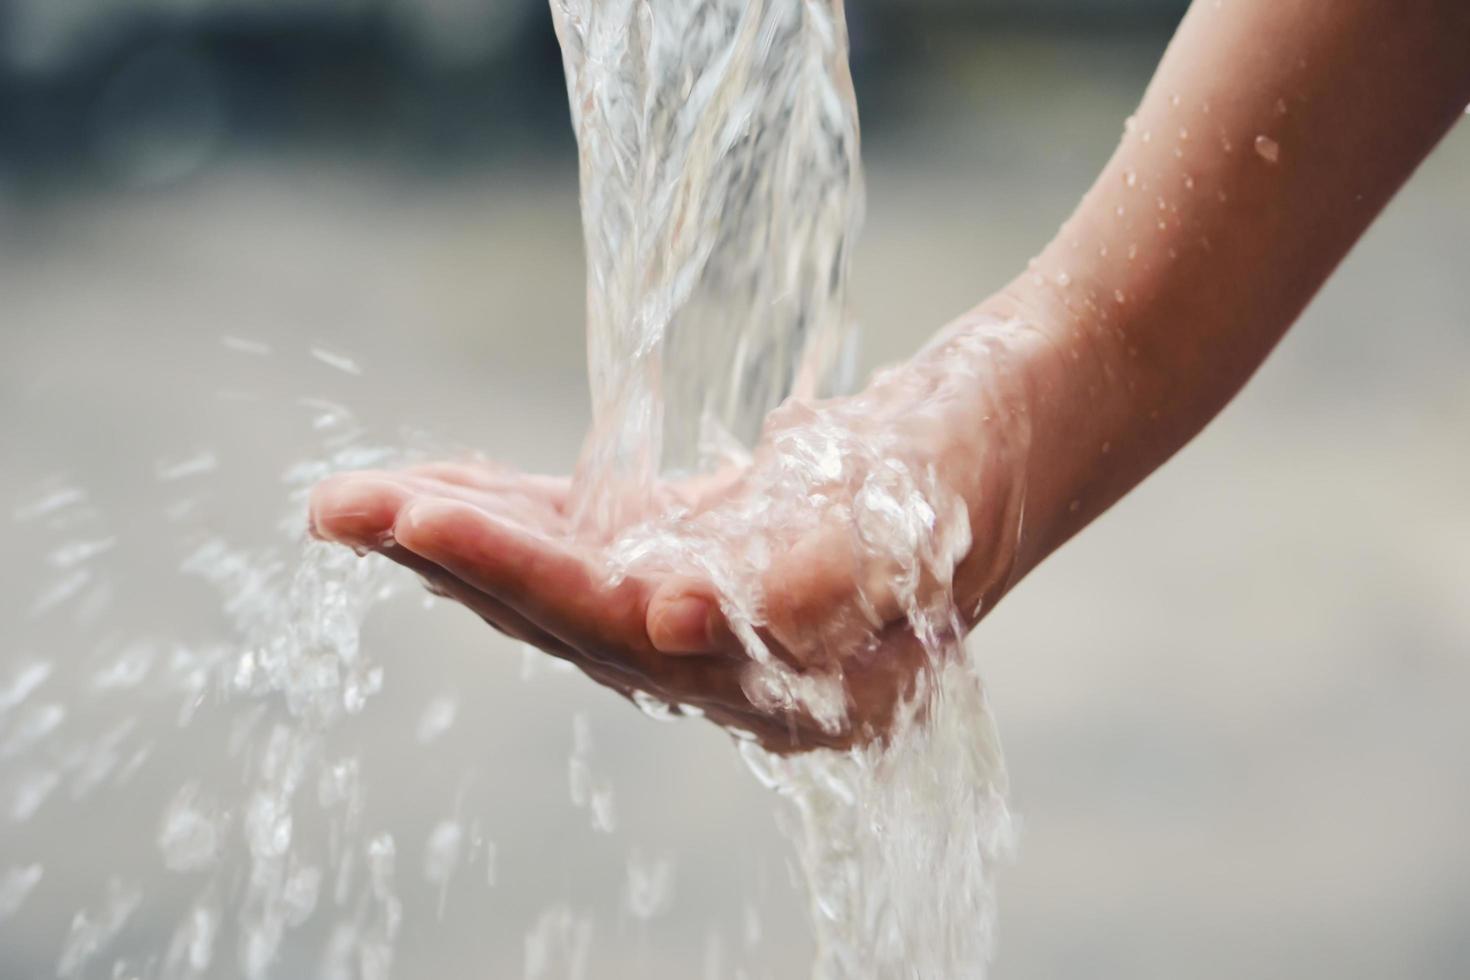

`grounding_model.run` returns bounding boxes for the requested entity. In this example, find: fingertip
[309,476,407,547]
[647,586,725,655]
